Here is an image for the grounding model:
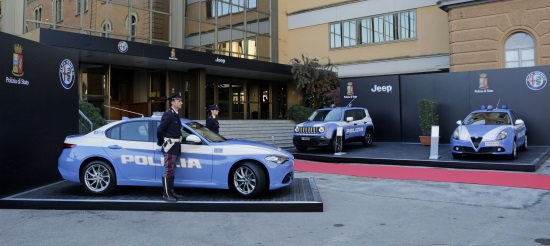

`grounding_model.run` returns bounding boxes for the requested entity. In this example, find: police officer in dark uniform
[156,92,184,202]
[205,104,220,134]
